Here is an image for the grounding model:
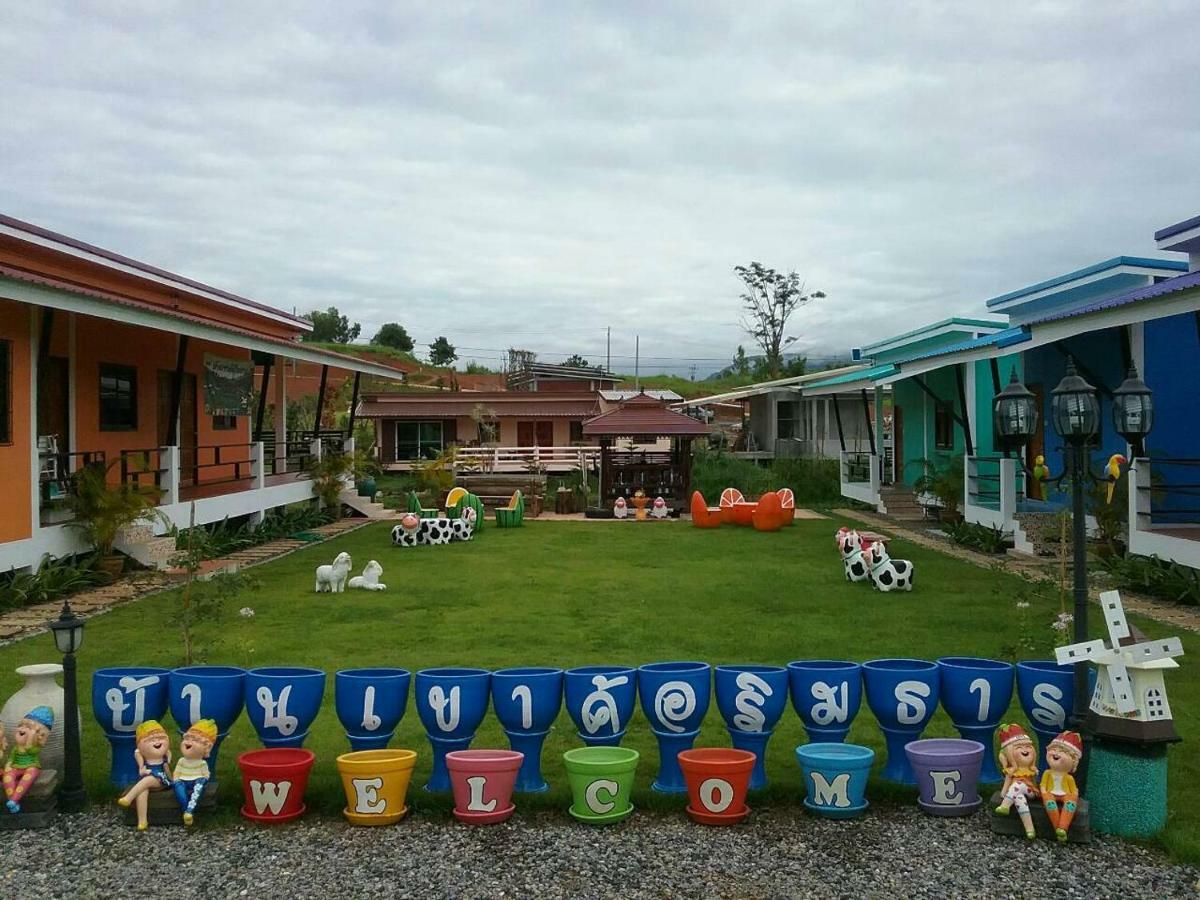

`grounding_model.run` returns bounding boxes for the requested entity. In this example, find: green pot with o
[563,746,639,825]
